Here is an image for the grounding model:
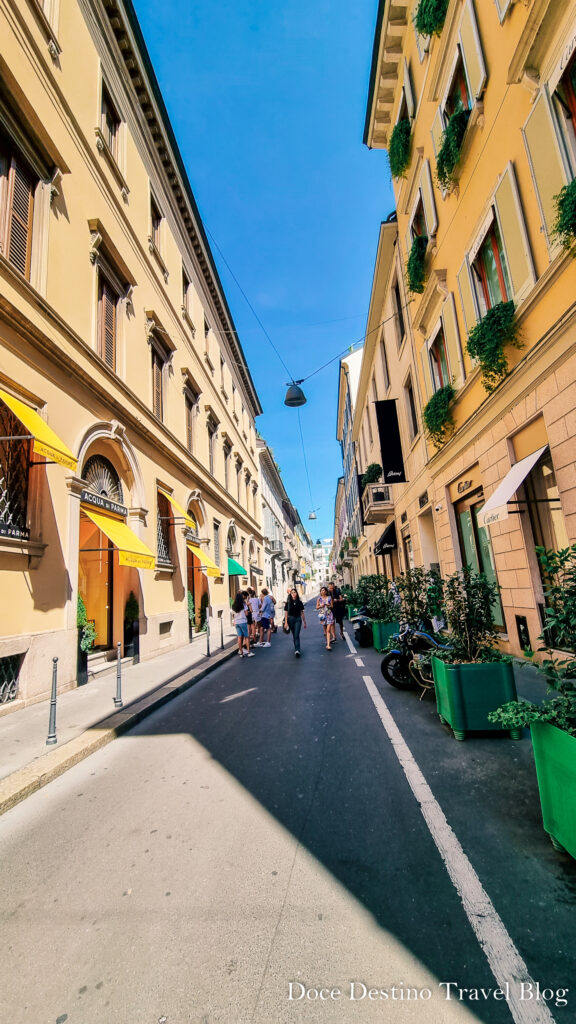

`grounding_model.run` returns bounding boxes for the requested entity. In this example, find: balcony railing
[362,481,394,524]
